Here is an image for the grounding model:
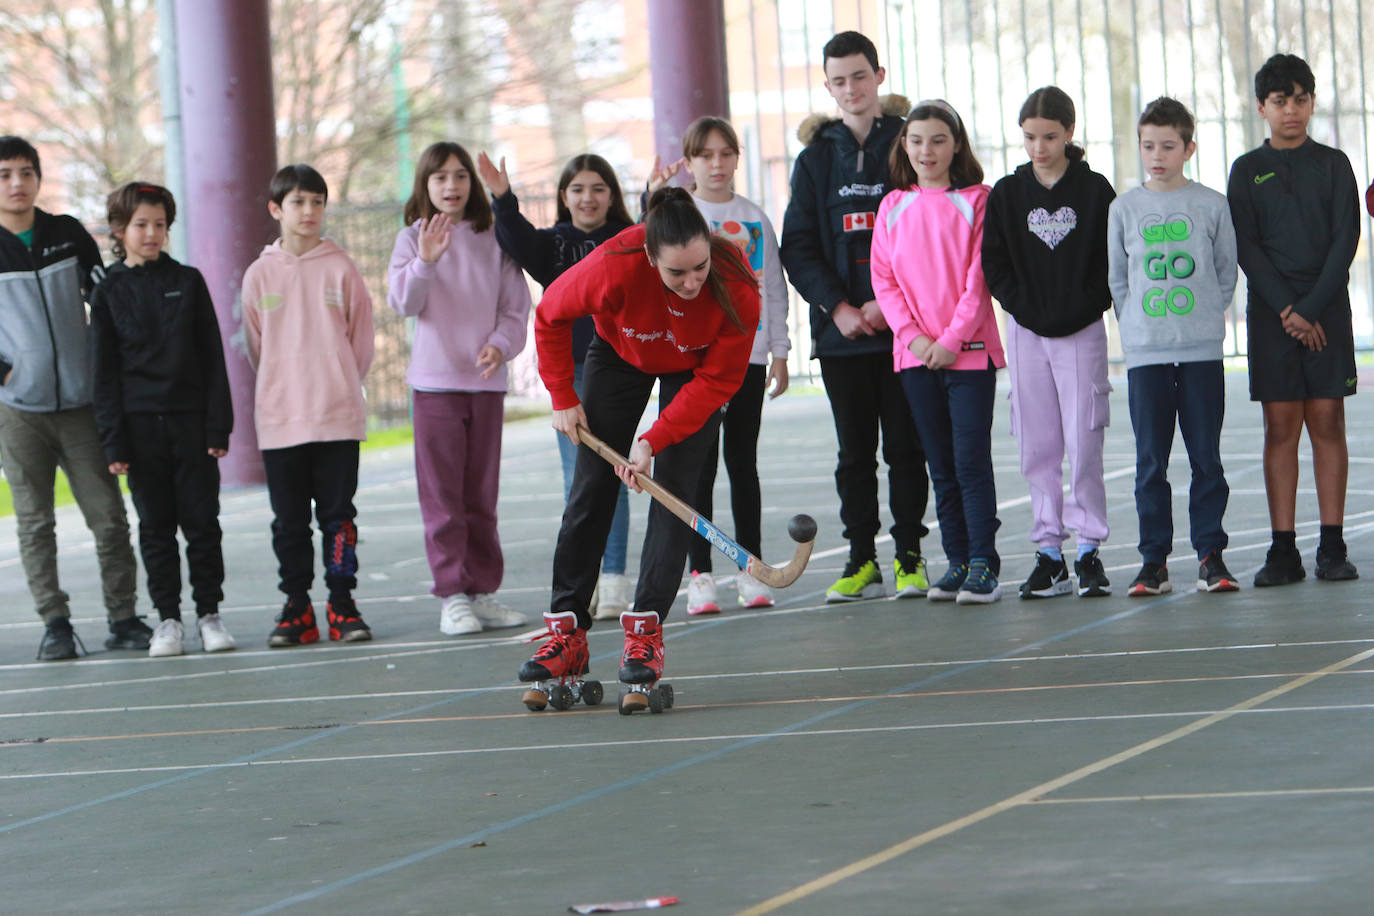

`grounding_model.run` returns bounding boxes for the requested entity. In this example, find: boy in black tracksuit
[1226,53,1360,585]
[780,31,929,602]
[91,183,236,655]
